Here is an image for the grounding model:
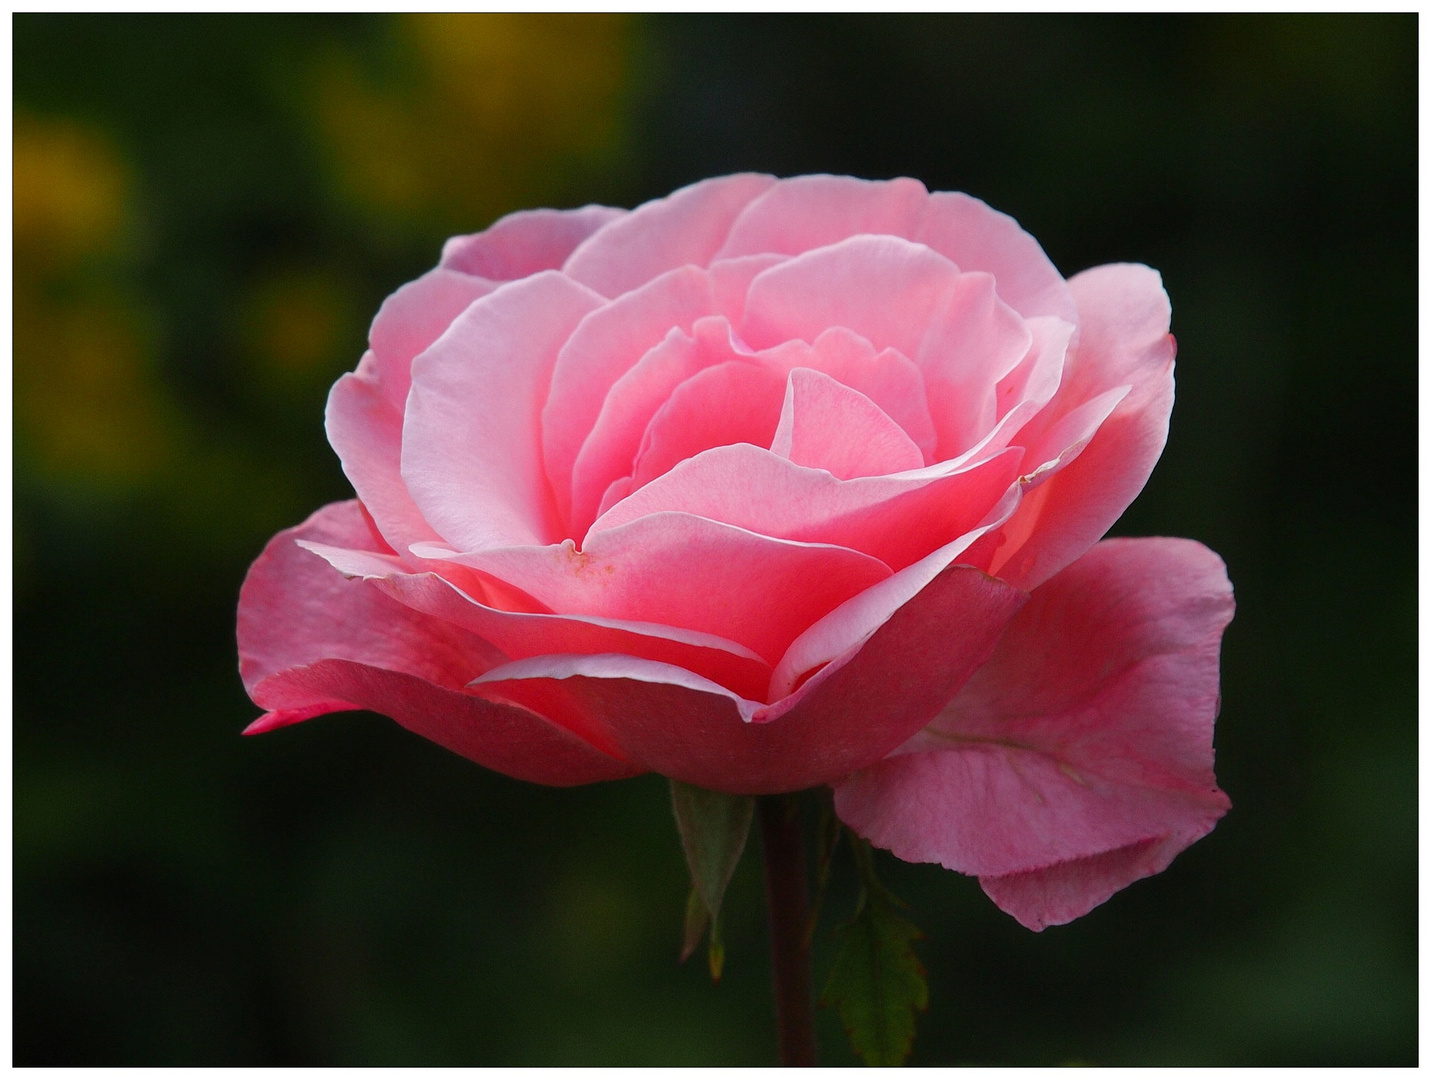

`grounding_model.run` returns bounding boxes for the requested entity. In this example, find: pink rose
[238,174,1231,930]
